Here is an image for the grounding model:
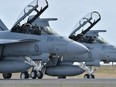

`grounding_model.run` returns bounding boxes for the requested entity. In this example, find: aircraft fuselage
[63,43,116,65]
[0,31,88,58]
